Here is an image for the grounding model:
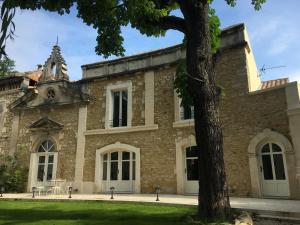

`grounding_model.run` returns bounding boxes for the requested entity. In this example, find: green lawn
[0,199,196,225]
